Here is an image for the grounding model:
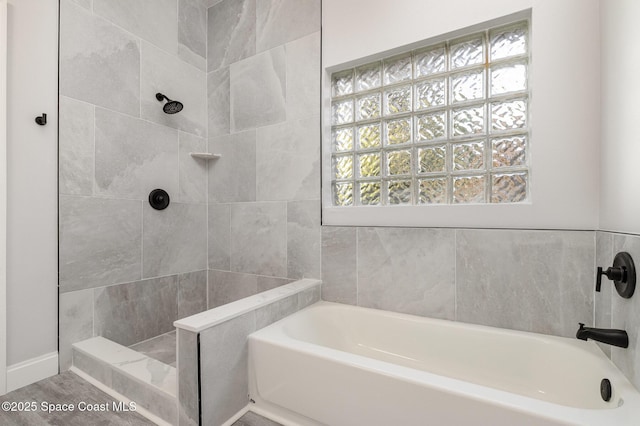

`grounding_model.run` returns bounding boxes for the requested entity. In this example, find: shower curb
[72,336,177,424]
